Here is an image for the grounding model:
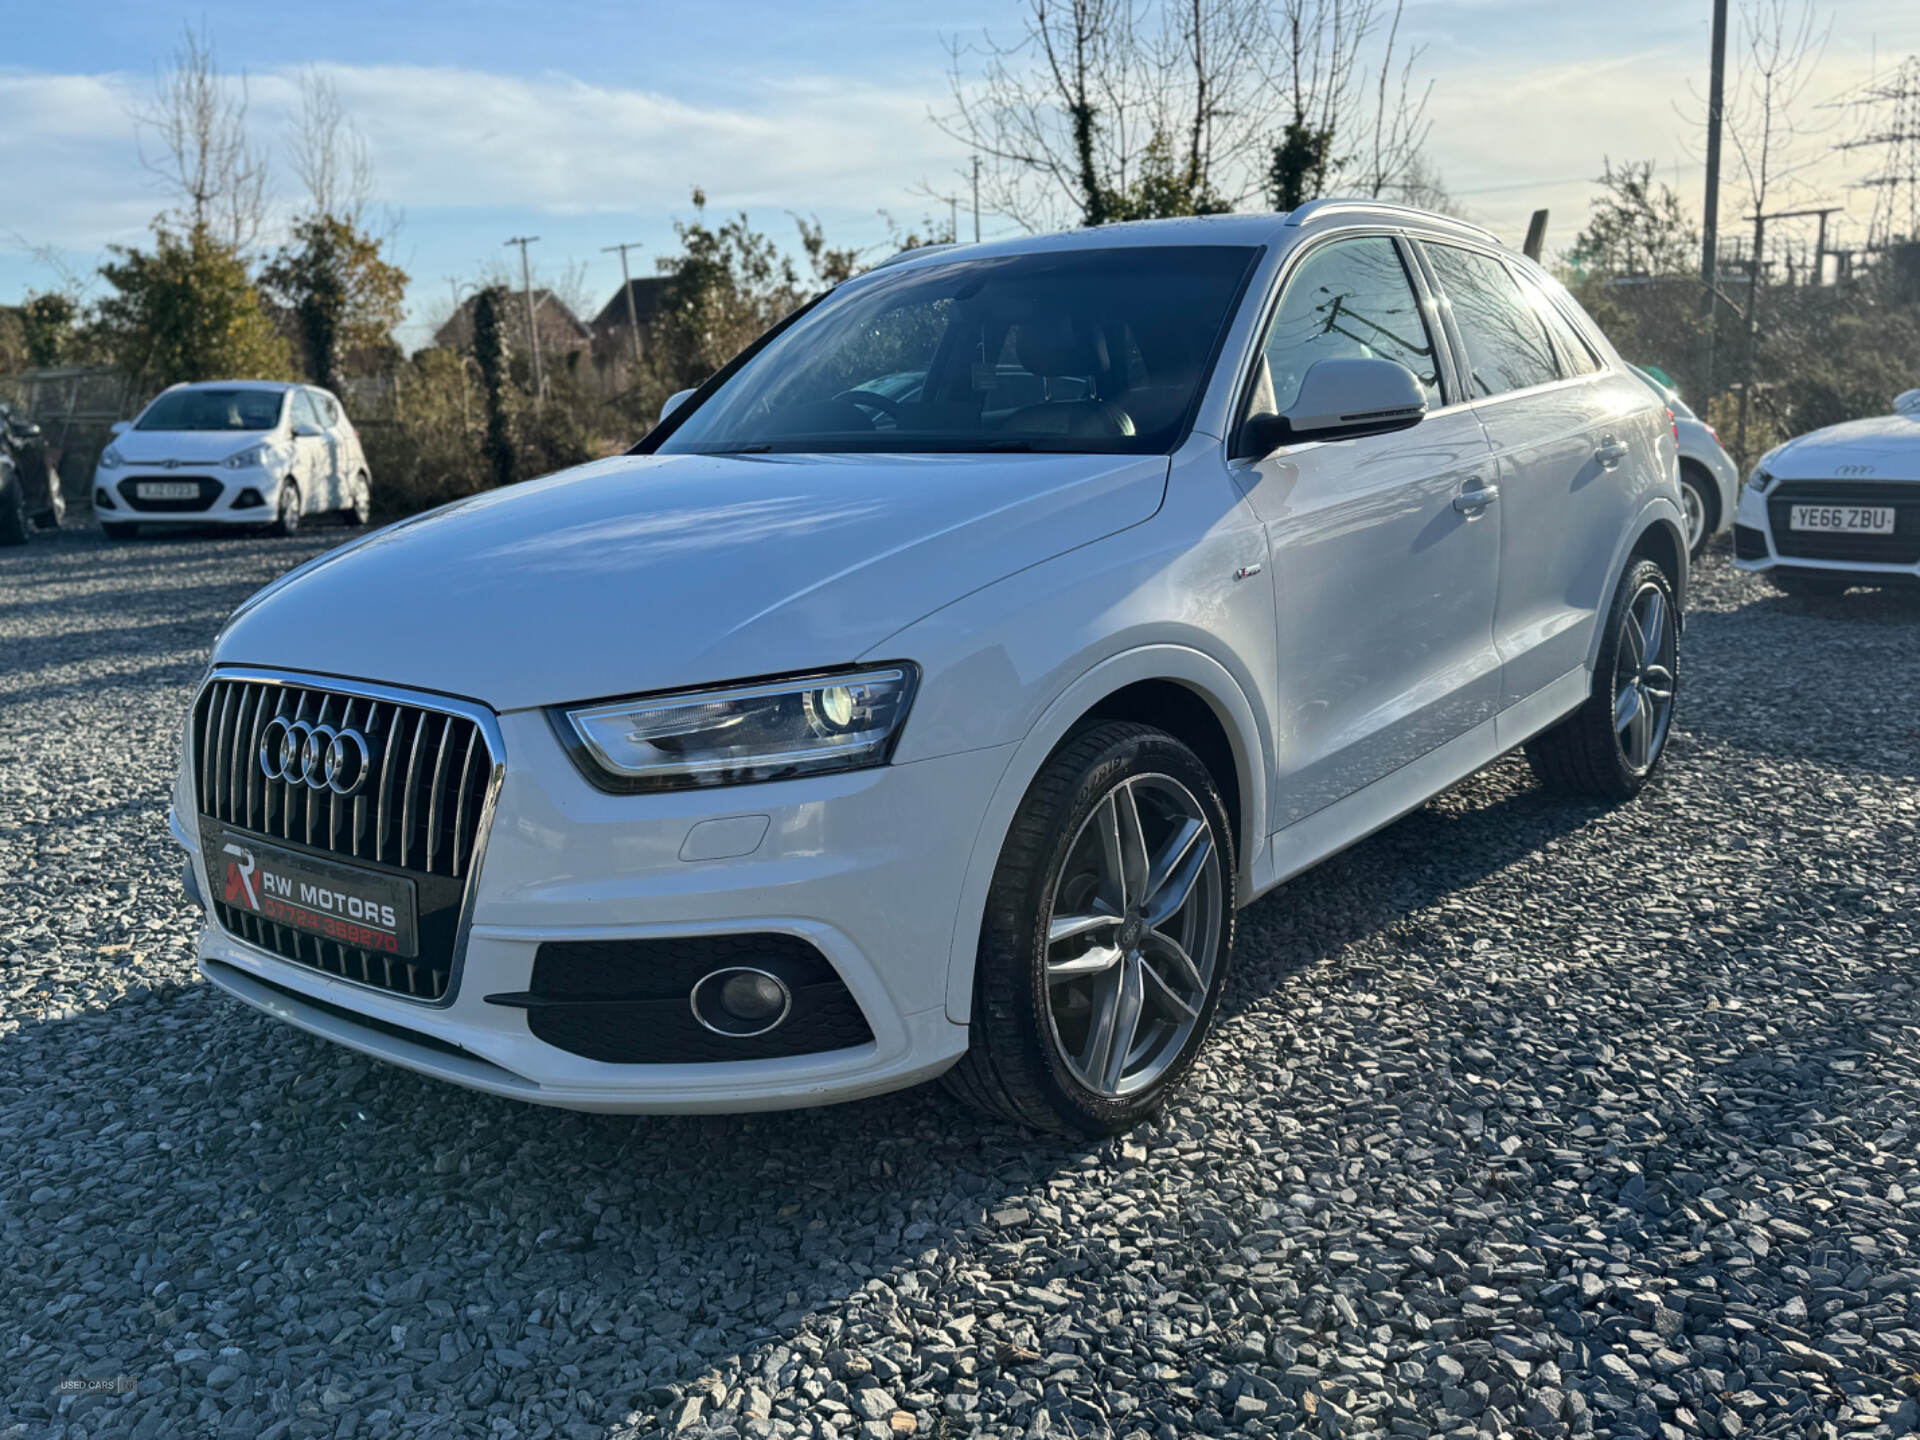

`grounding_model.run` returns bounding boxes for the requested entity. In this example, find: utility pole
[601,241,647,368]
[949,196,959,245]
[1735,203,1841,455]
[1700,0,1729,395]
[504,235,544,409]
[971,155,981,243]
